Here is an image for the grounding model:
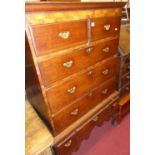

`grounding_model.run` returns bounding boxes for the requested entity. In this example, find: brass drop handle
[70,108,79,116]
[103,47,110,53]
[102,88,108,94]
[64,140,72,147]
[86,47,93,54]
[63,60,73,68]
[102,69,109,75]
[59,31,70,39]
[67,86,76,94]
[87,70,93,76]
[104,24,111,31]
[92,116,98,122]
